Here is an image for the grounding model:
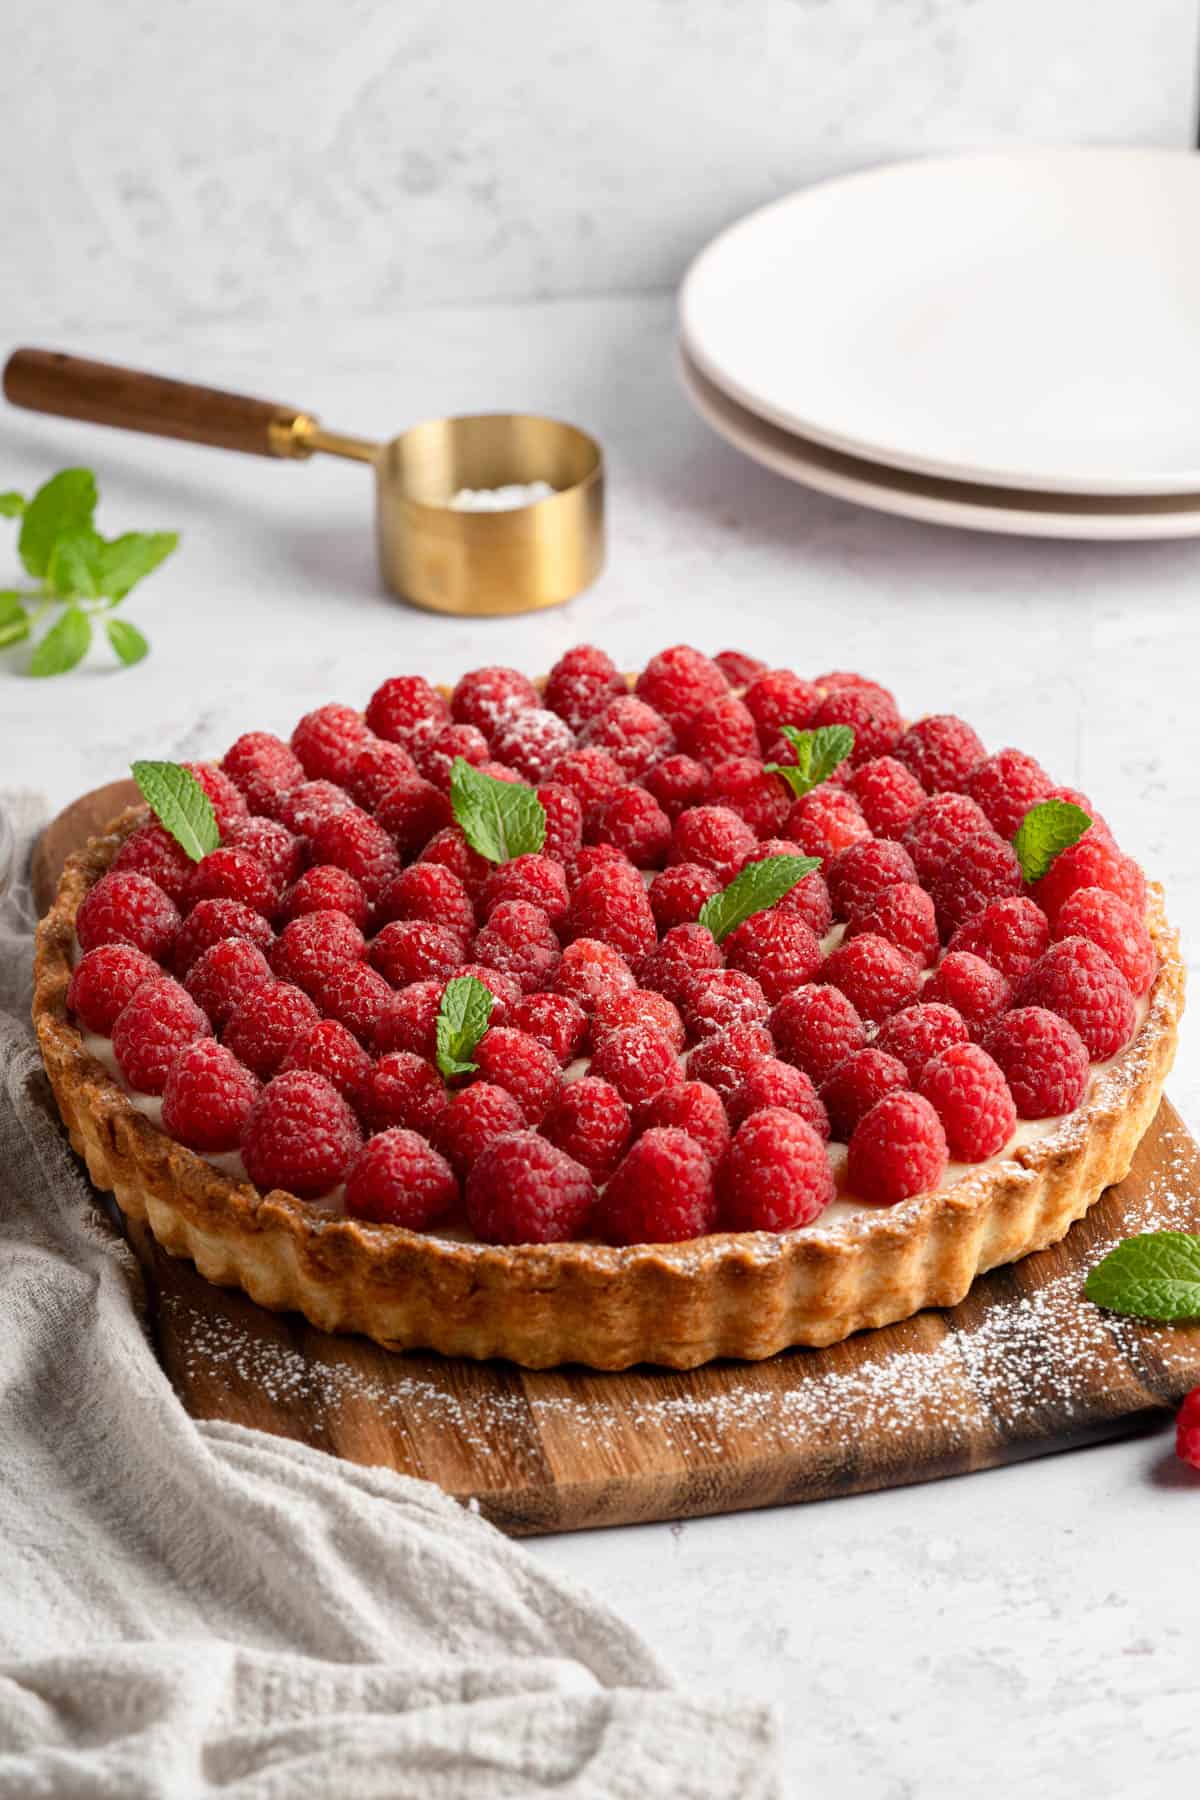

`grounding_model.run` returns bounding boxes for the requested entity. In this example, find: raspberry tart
[33,647,1184,1368]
